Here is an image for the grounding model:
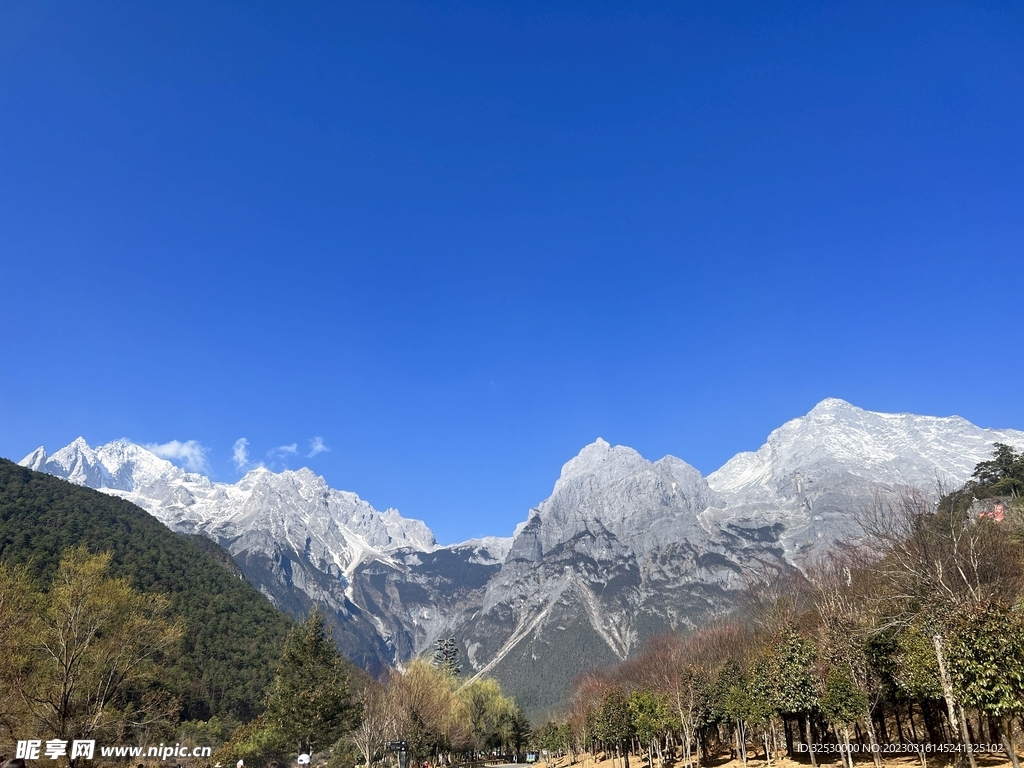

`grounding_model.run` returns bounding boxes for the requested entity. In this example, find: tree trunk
[1001,717,1021,768]
[862,712,883,768]
[876,705,889,748]
[933,634,976,768]
[805,715,818,768]
[956,703,978,768]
